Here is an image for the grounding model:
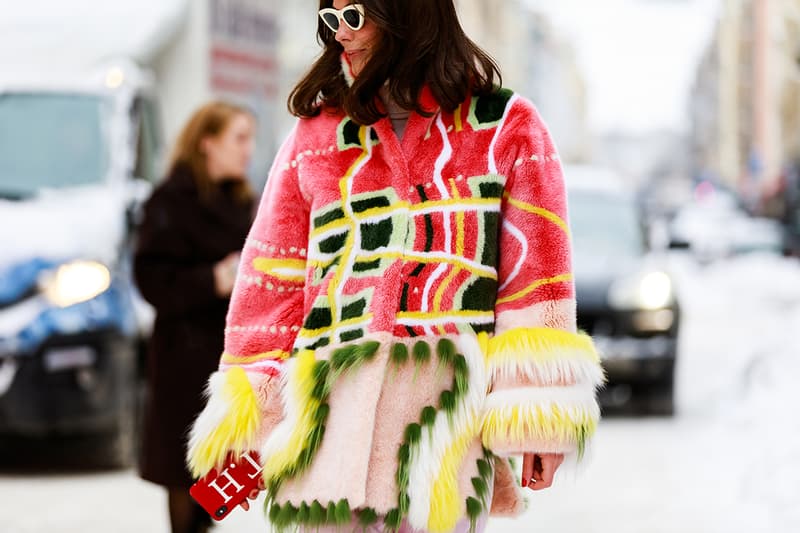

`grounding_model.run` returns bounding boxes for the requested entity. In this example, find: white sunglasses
[319,4,366,32]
